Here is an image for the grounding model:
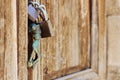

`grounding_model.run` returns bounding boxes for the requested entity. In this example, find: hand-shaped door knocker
[28,1,54,68]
